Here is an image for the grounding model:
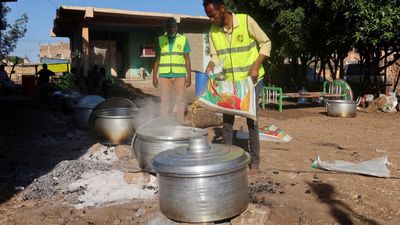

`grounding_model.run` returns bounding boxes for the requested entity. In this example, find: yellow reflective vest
[159,34,187,74]
[210,14,264,81]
